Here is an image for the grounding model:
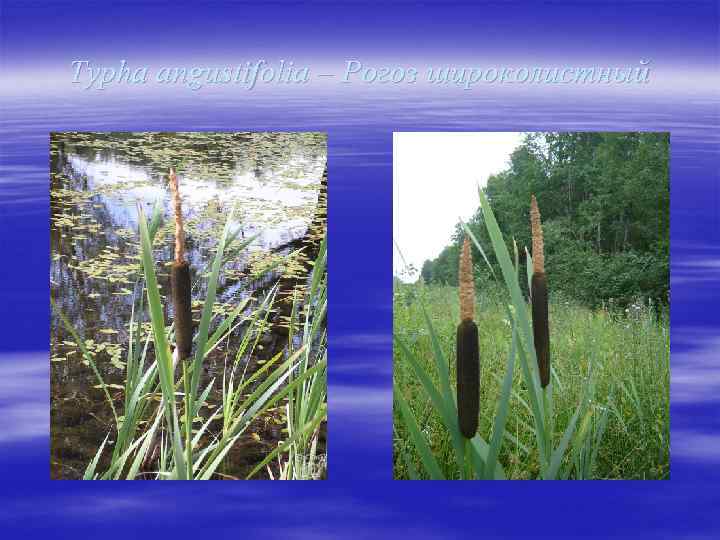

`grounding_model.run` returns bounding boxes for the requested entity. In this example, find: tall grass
[53,202,327,480]
[393,188,669,479]
[259,237,328,480]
